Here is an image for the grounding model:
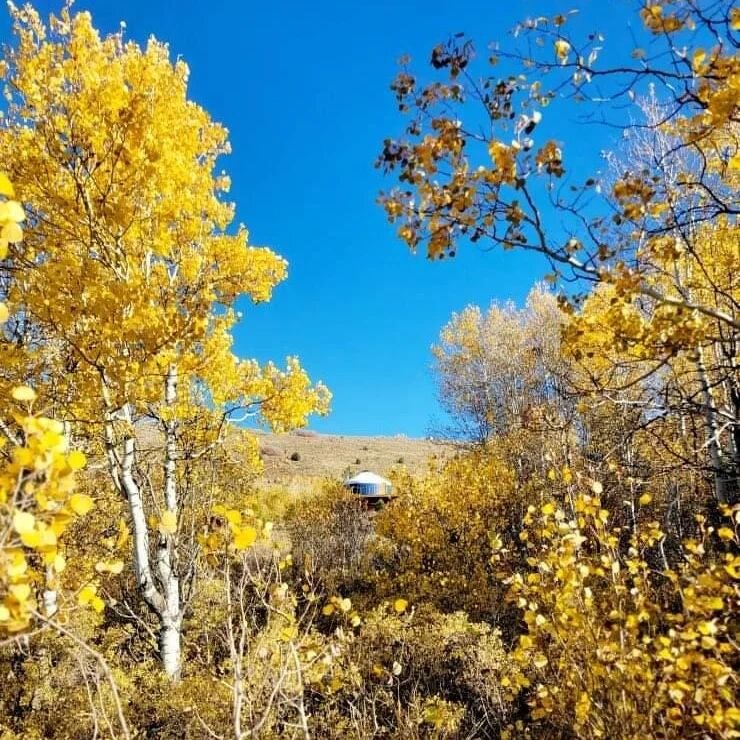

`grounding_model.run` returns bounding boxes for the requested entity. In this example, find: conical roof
[344,471,392,487]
